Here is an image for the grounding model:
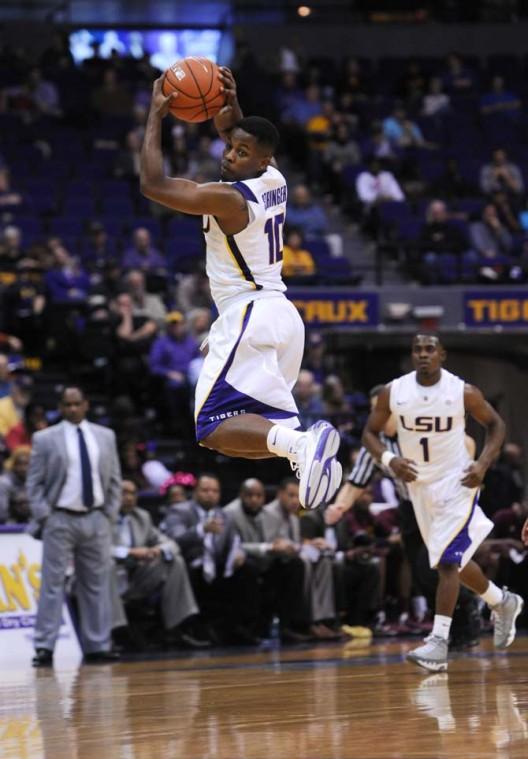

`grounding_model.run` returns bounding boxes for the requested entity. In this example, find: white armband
[381,450,396,469]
